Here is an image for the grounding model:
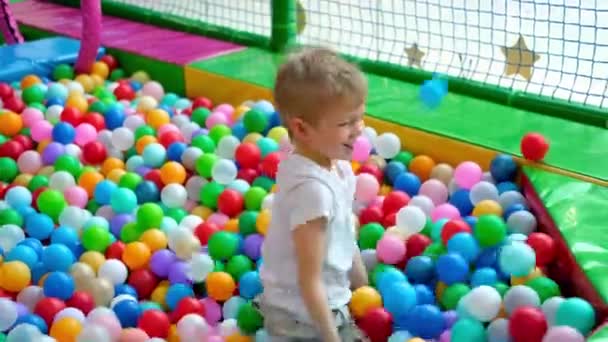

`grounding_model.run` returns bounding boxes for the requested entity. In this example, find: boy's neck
[293,142,334,170]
